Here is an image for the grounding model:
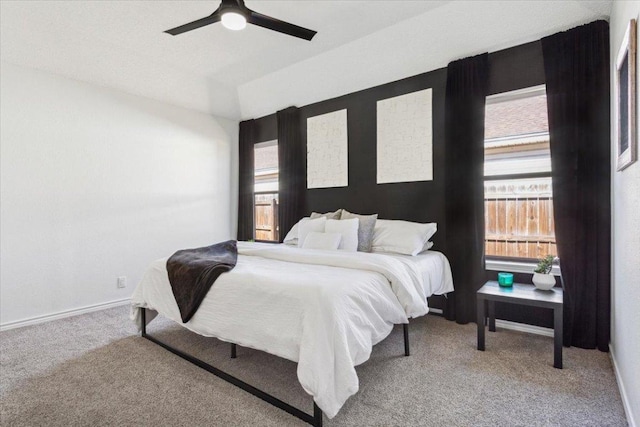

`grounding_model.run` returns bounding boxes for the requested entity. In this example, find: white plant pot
[532,272,556,291]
